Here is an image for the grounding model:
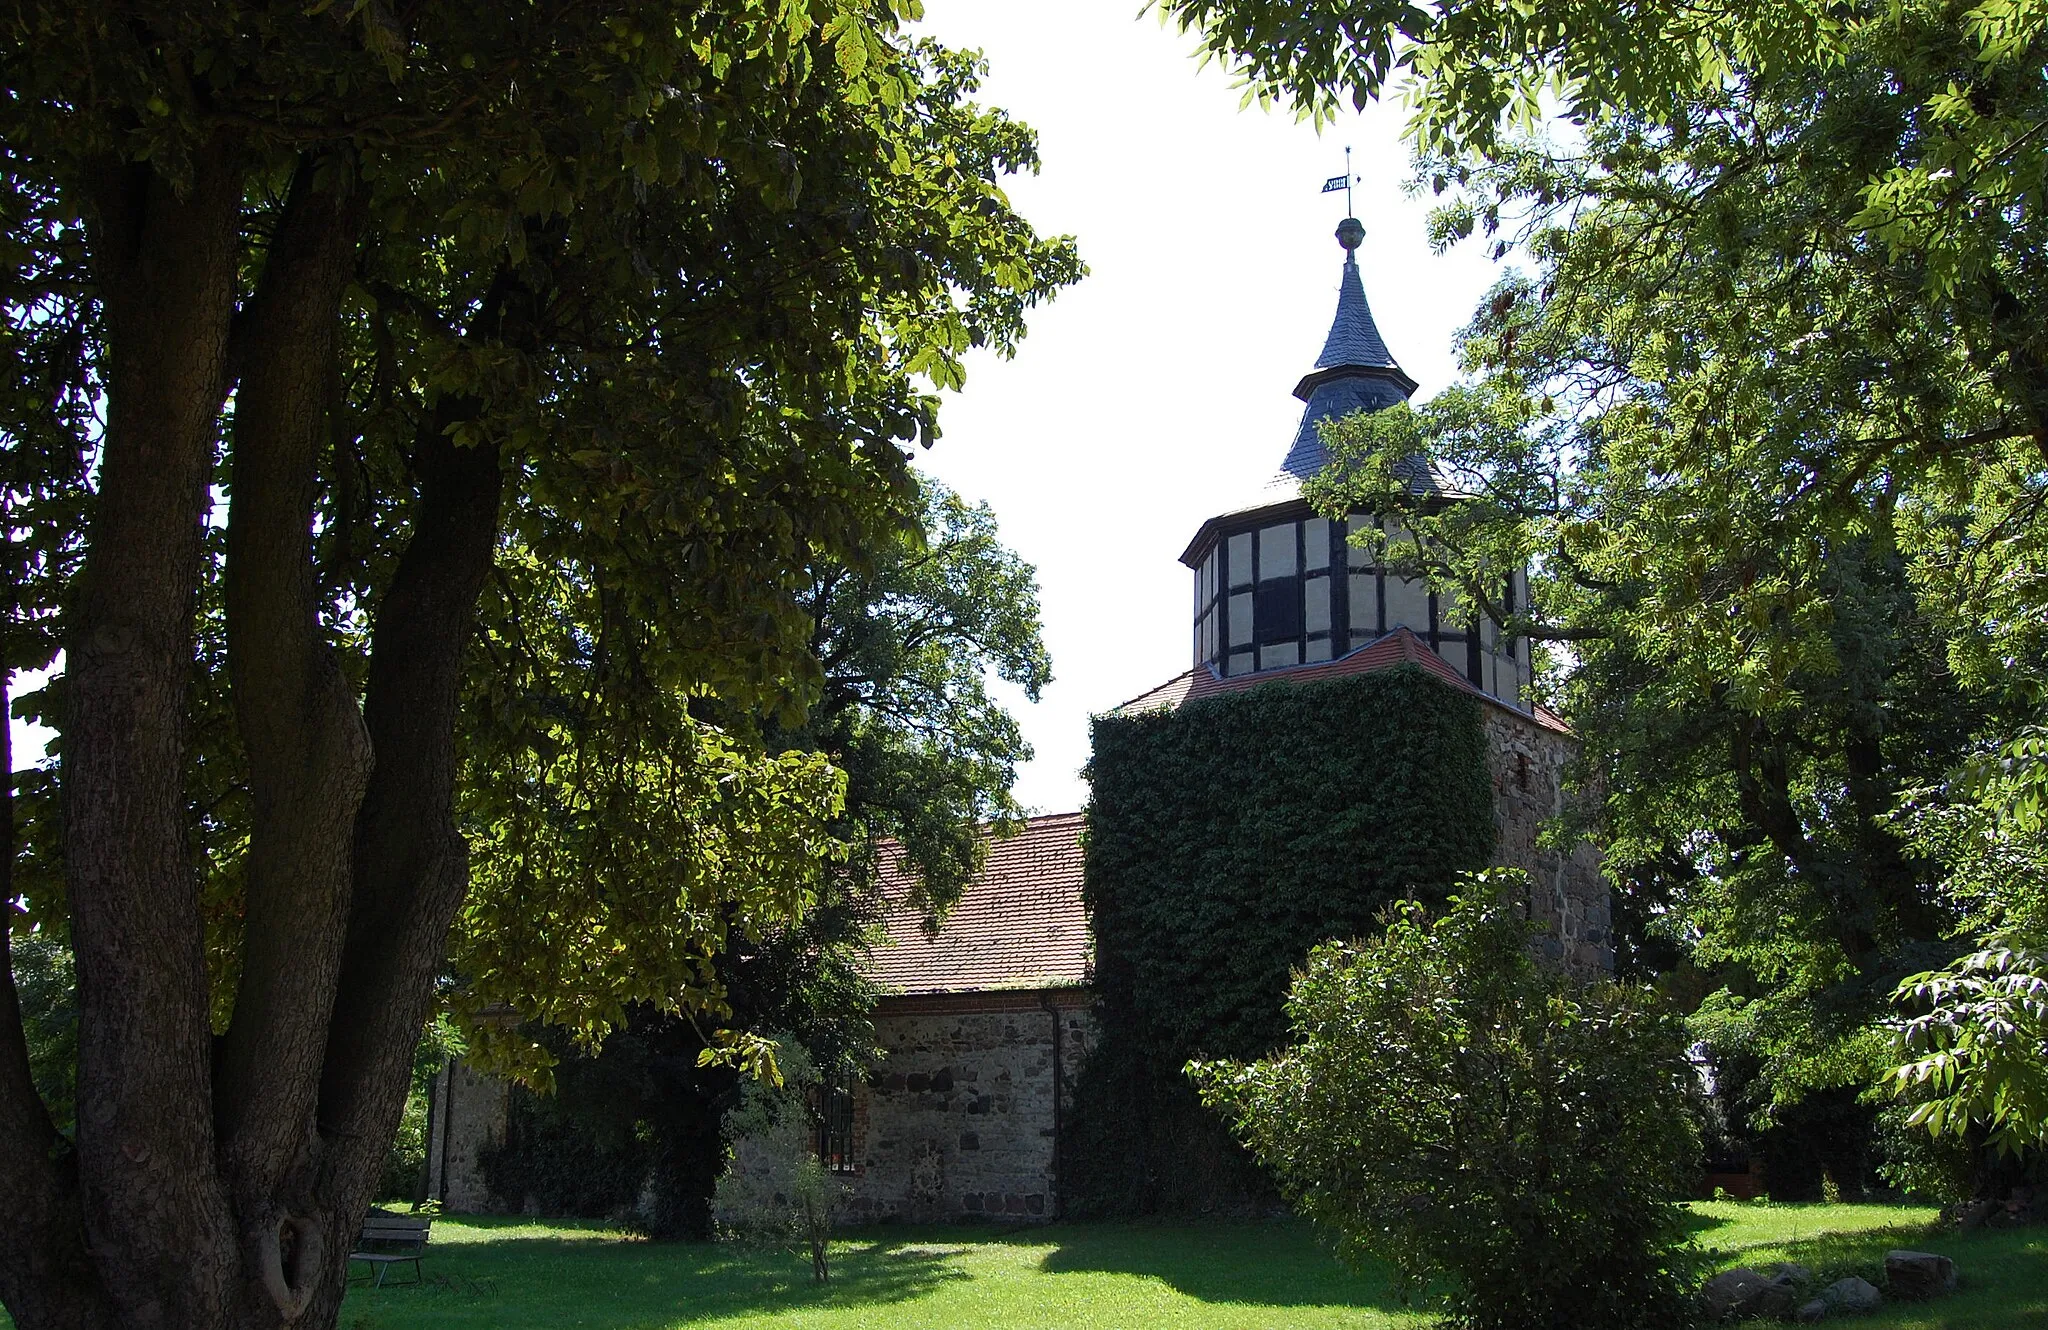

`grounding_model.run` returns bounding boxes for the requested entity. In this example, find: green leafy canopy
[1241,0,2047,1157]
